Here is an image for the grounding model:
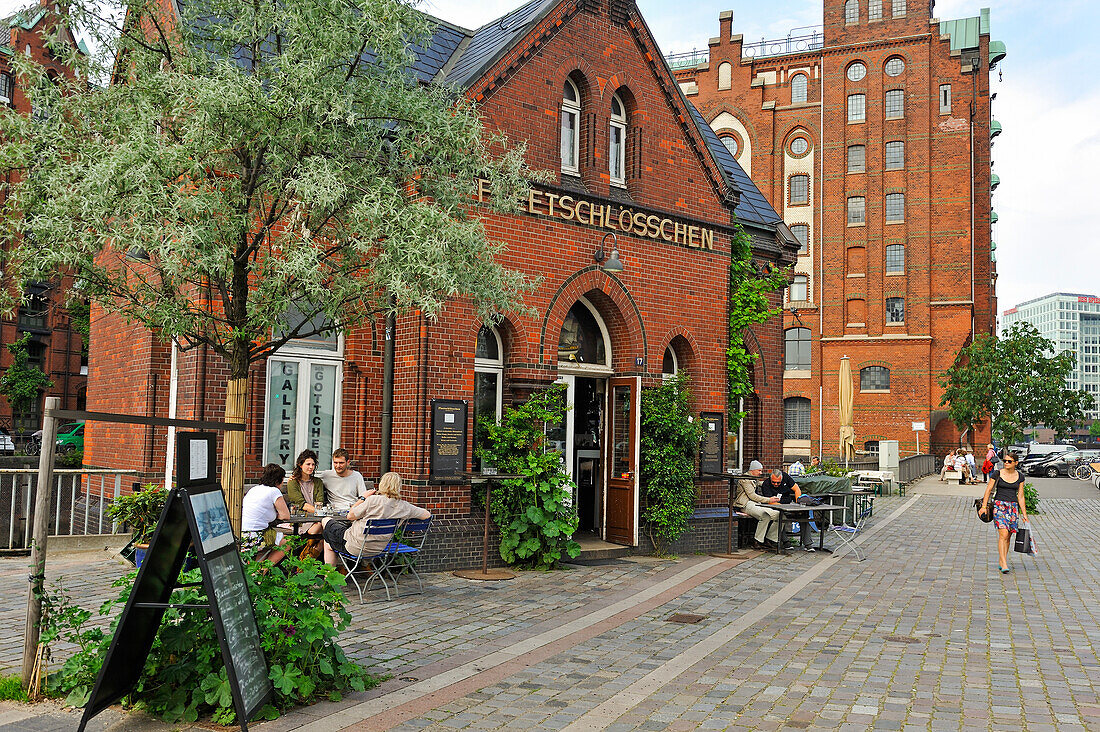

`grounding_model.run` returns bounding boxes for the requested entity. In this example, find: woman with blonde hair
[320,472,430,566]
